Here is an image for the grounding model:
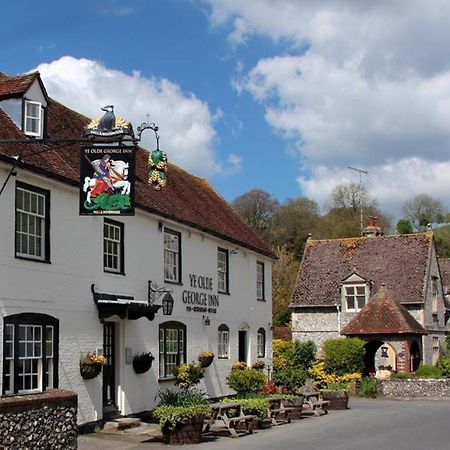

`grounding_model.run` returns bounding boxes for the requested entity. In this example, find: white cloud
[201,0,450,214]
[35,56,231,177]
